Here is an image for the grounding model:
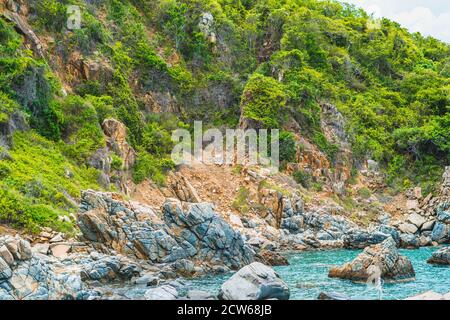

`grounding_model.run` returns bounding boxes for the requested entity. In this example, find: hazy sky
[341,0,450,43]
